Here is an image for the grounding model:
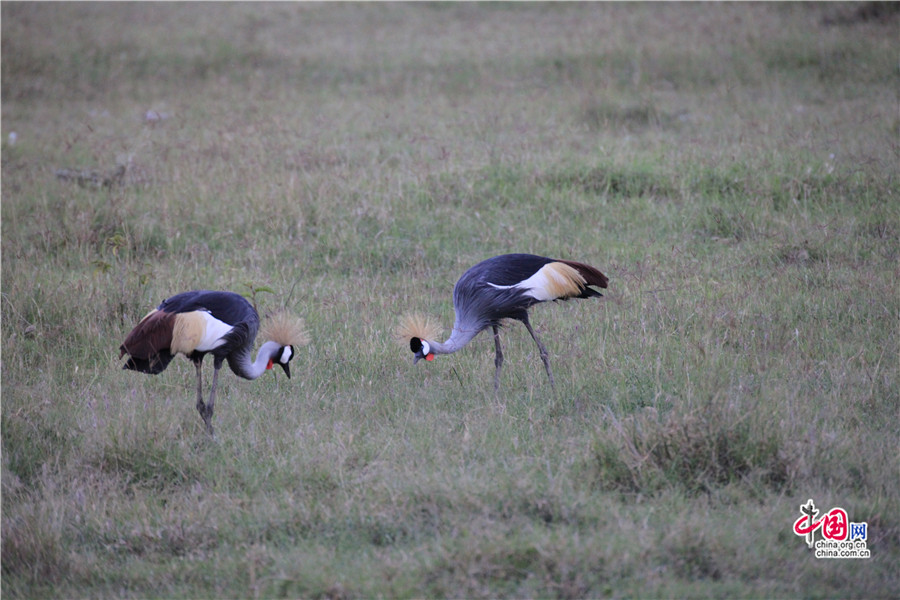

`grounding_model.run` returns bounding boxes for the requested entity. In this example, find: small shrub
[591,402,795,496]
